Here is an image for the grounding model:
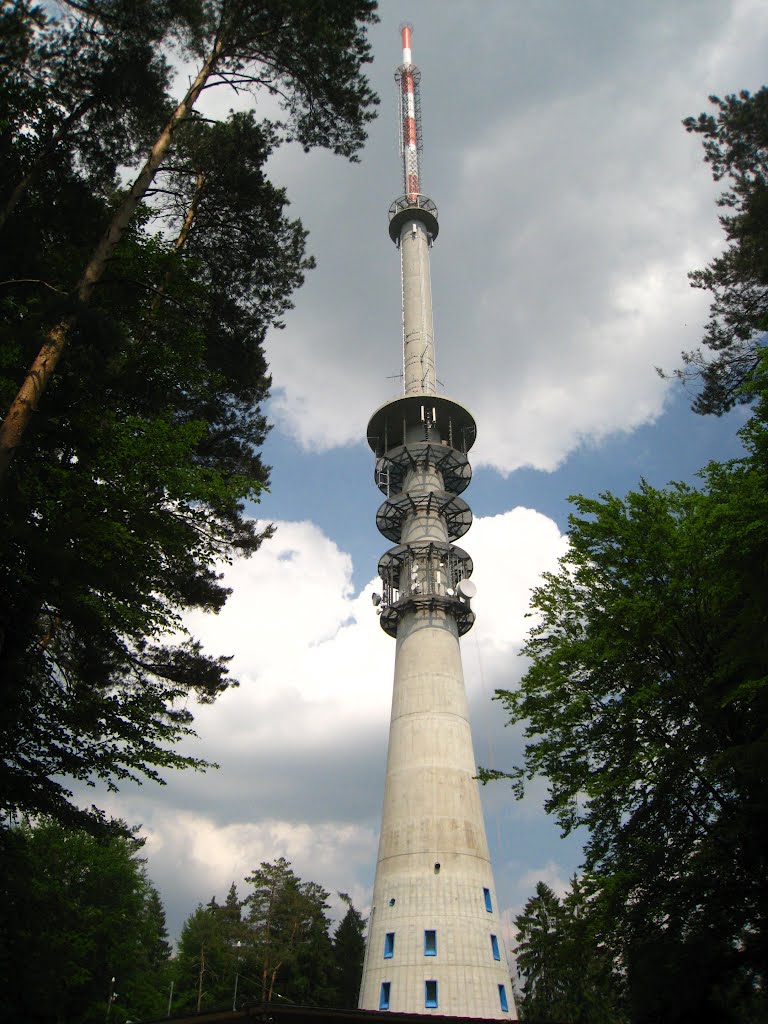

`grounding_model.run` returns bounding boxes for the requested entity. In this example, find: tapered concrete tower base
[359,608,513,1017]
